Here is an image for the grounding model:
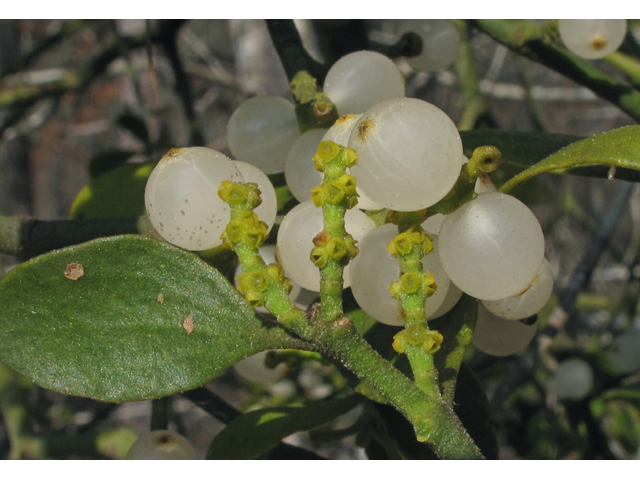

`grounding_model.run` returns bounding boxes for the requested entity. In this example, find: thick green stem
[265,20,326,82]
[0,215,156,259]
[310,317,483,459]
